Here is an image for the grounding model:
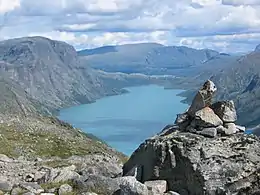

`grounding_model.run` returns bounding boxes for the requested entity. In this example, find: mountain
[0,37,170,116]
[78,43,222,75]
